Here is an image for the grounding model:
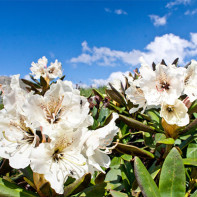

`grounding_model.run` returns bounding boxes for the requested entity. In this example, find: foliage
[0,58,197,197]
